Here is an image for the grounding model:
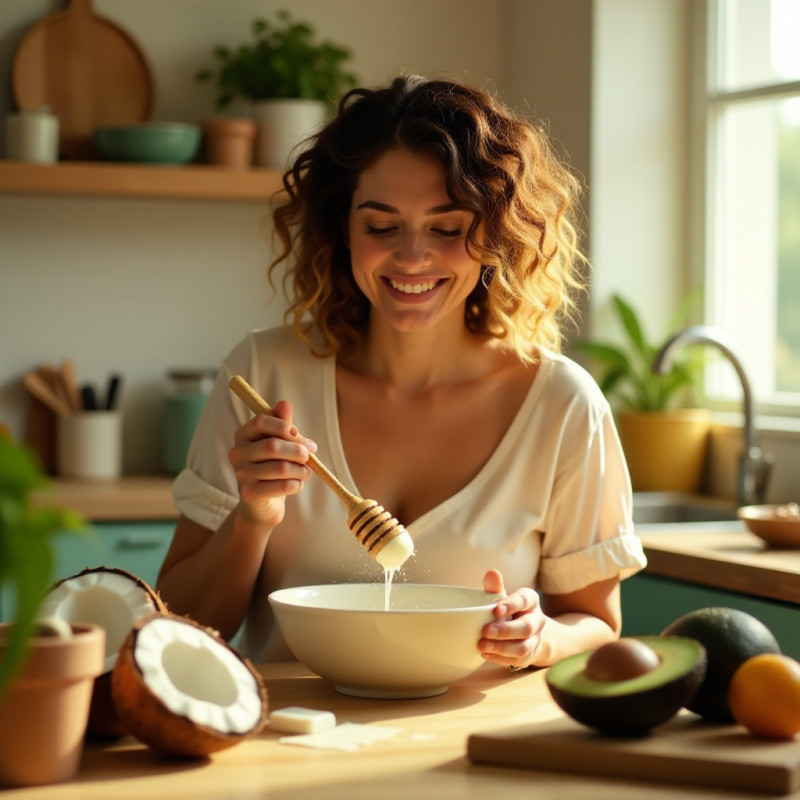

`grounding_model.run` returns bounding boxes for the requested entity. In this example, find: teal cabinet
[622,573,800,659]
[0,521,174,622]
